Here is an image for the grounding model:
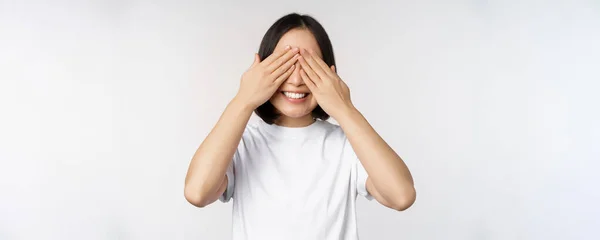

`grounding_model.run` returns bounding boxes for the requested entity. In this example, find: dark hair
[254,13,335,124]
